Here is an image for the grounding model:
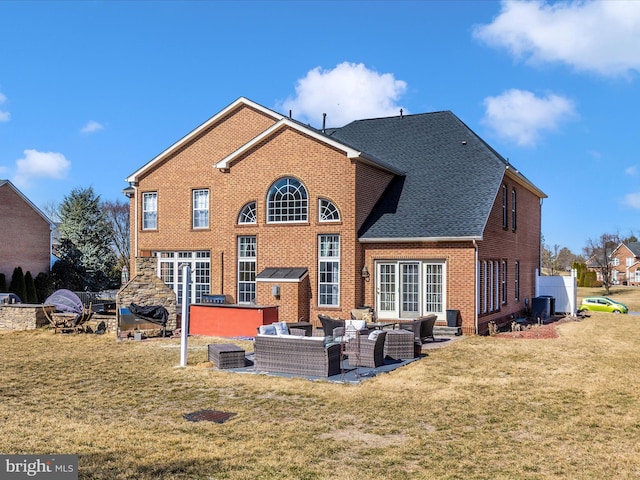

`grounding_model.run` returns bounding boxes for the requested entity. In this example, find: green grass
[1,287,640,479]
